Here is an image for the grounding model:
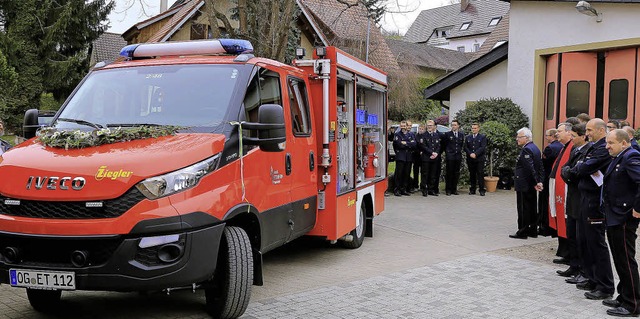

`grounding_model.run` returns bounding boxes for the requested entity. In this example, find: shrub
[455,98,529,173]
[435,115,449,126]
